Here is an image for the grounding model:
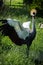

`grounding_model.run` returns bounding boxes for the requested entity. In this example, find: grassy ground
[0,0,43,65]
[0,22,43,65]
